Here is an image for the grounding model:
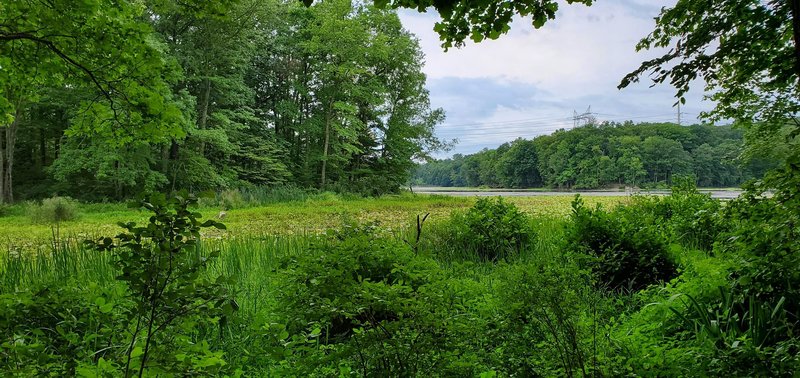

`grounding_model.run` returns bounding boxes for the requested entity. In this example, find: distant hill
[414,122,778,189]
